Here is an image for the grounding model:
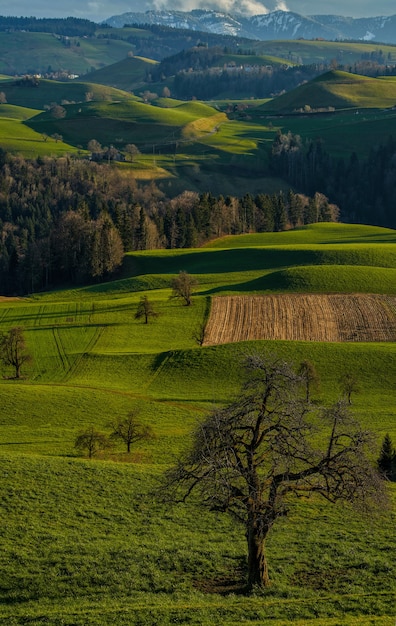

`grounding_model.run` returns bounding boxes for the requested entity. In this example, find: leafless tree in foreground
[162,353,388,590]
[0,326,32,379]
